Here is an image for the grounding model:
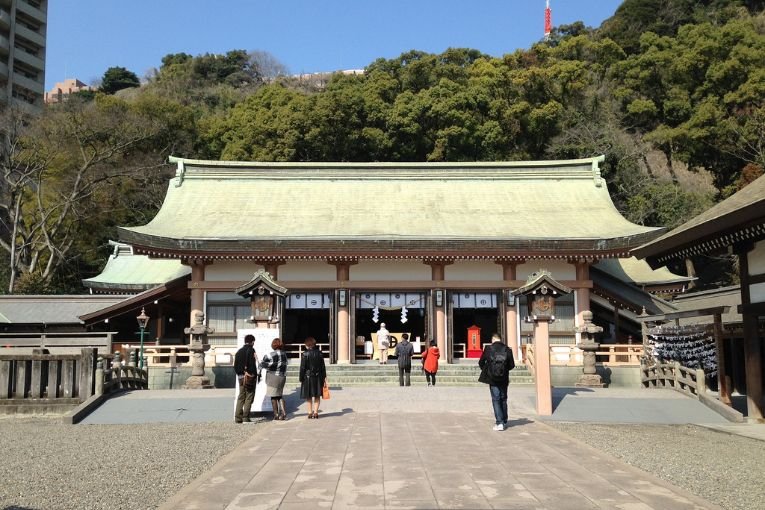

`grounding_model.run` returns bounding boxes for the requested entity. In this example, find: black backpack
[488,348,508,379]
